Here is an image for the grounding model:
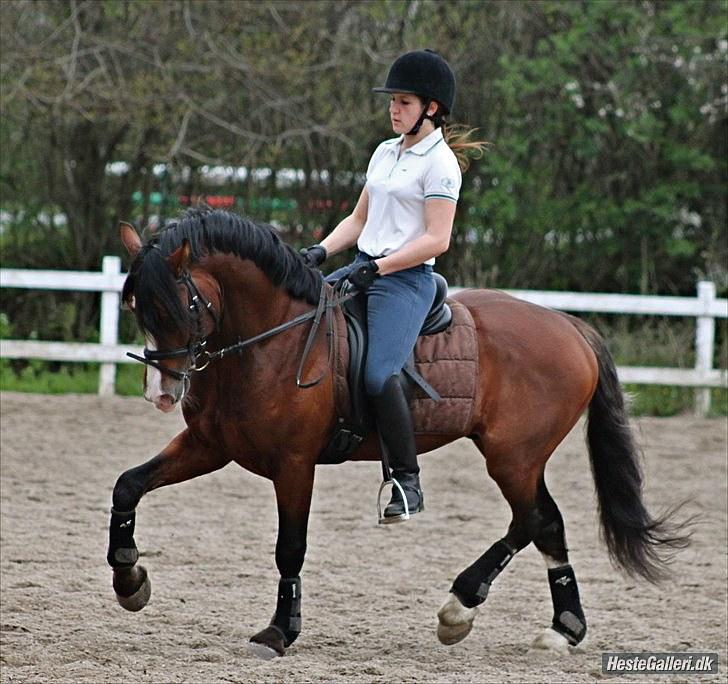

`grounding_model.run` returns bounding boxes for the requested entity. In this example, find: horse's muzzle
[152,393,177,413]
